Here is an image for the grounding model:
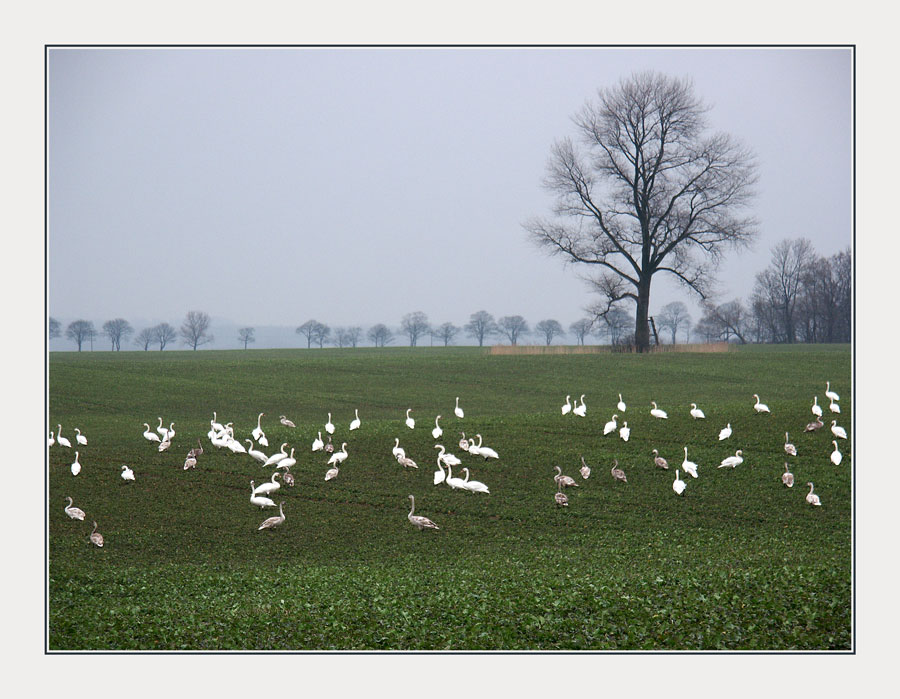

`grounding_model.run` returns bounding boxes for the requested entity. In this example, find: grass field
[48,345,852,650]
